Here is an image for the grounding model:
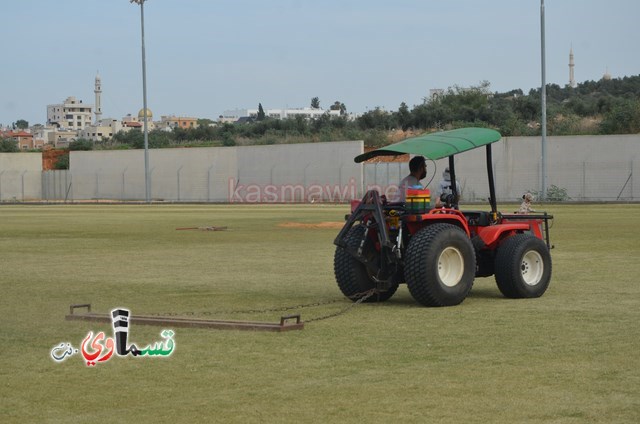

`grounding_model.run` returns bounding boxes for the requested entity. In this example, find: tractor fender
[476,223,530,249]
[406,213,470,237]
